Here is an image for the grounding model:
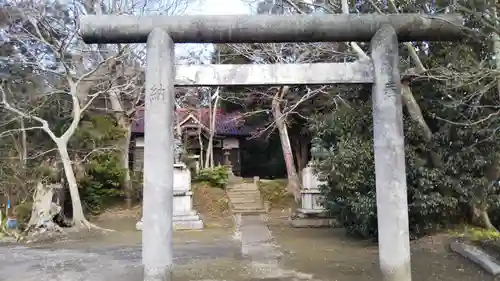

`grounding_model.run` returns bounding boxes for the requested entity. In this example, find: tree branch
[0,86,59,141]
